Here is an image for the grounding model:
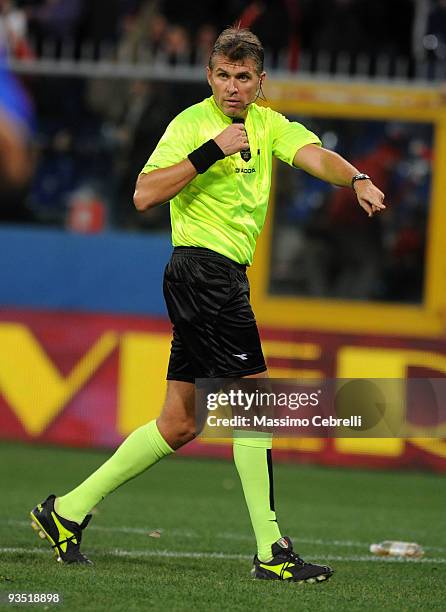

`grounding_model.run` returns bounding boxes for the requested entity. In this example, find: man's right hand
[214,123,249,156]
